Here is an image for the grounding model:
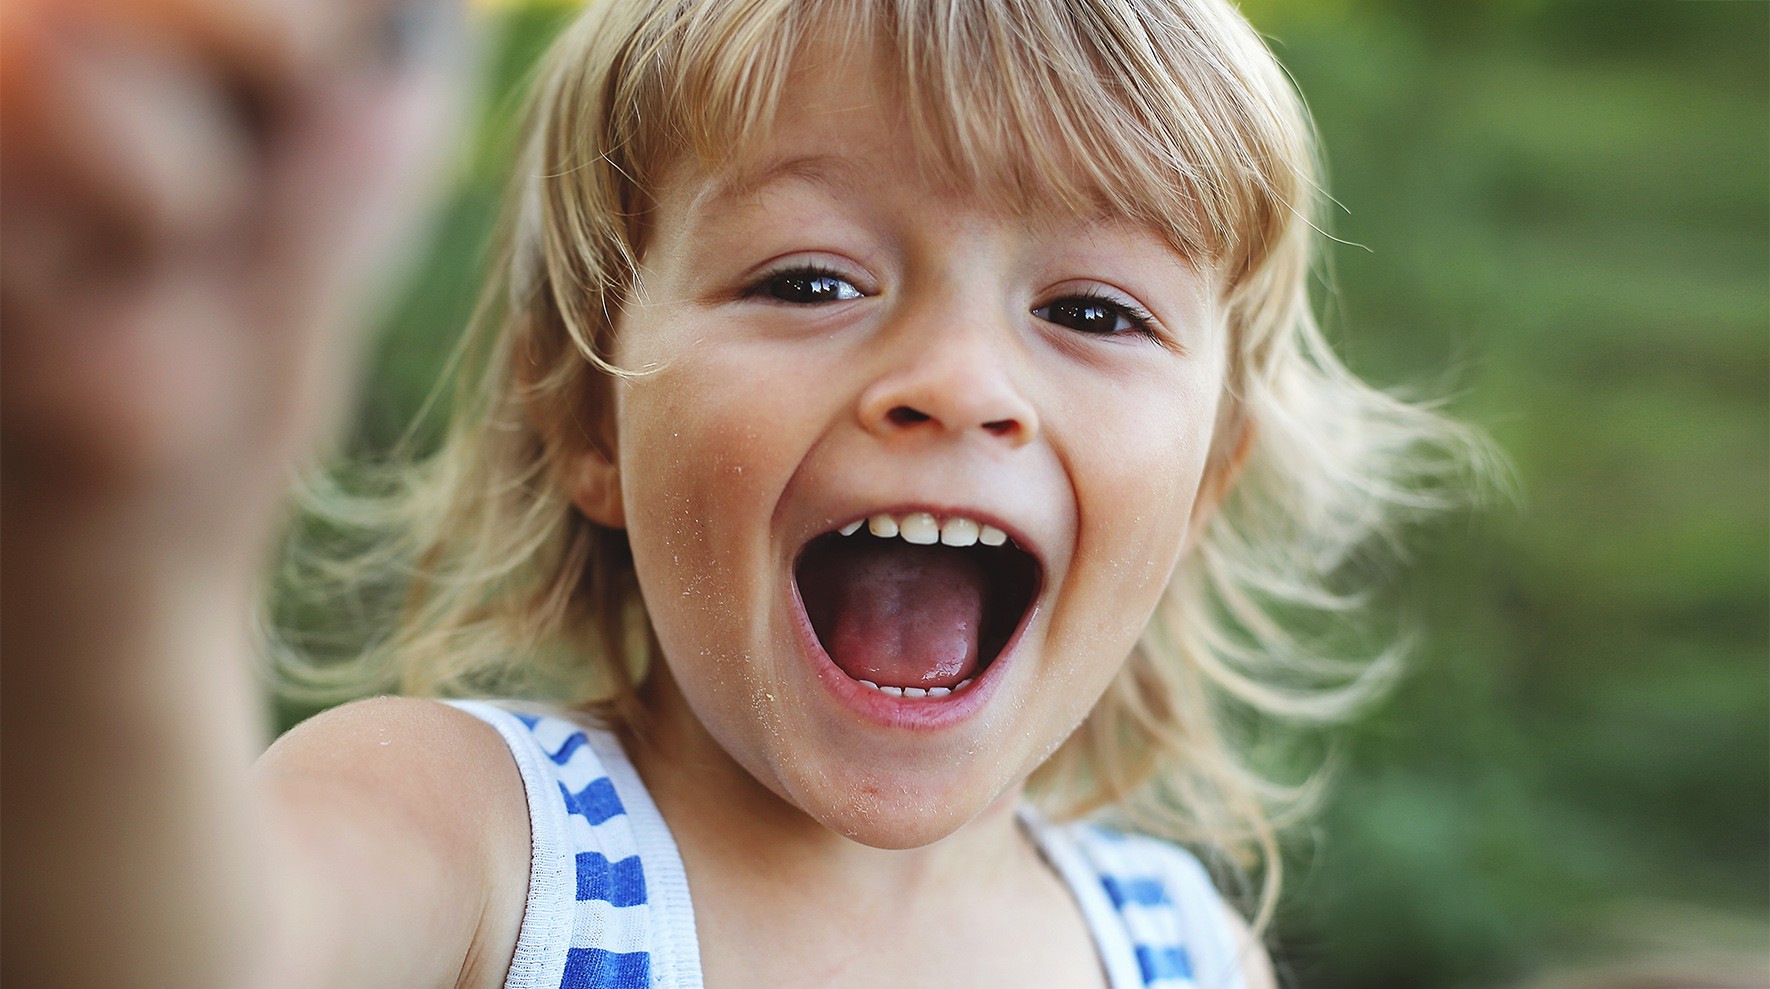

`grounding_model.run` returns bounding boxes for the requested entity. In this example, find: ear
[1188,416,1255,537]
[514,331,626,530]
[567,445,626,529]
